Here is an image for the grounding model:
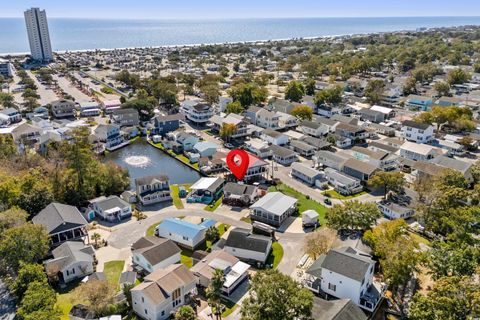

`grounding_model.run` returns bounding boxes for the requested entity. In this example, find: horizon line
[2,15,480,20]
